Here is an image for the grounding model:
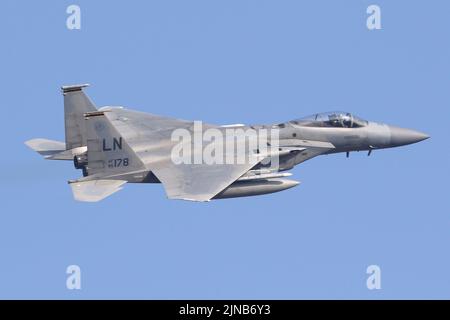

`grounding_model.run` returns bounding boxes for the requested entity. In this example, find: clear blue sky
[0,0,448,299]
